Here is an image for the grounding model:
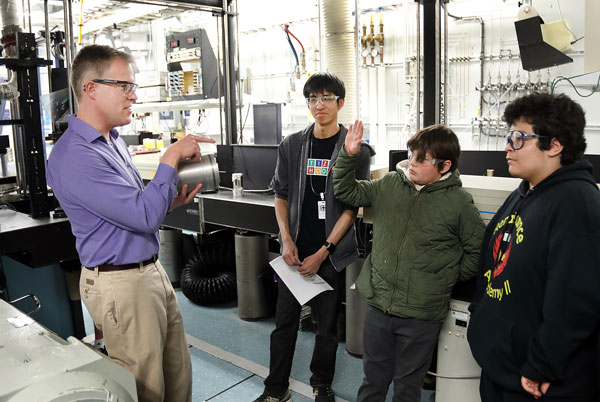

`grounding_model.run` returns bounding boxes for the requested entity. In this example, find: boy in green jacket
[333,121,485,402]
